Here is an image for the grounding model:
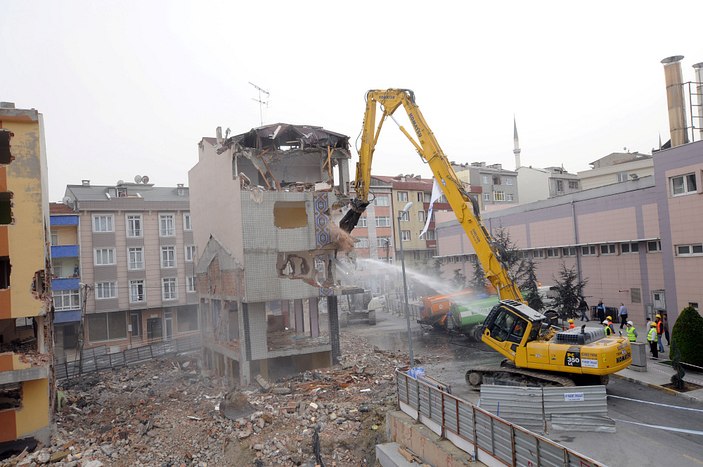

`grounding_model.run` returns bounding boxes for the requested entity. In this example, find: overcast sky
[2,1,702,201]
